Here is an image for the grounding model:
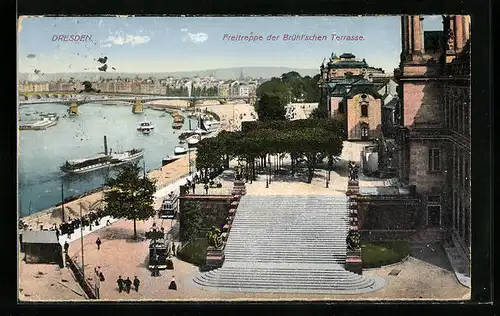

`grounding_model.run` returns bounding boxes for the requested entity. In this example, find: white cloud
[181,28,188,32]
[183,32,208,44]
[101,34,151,46]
